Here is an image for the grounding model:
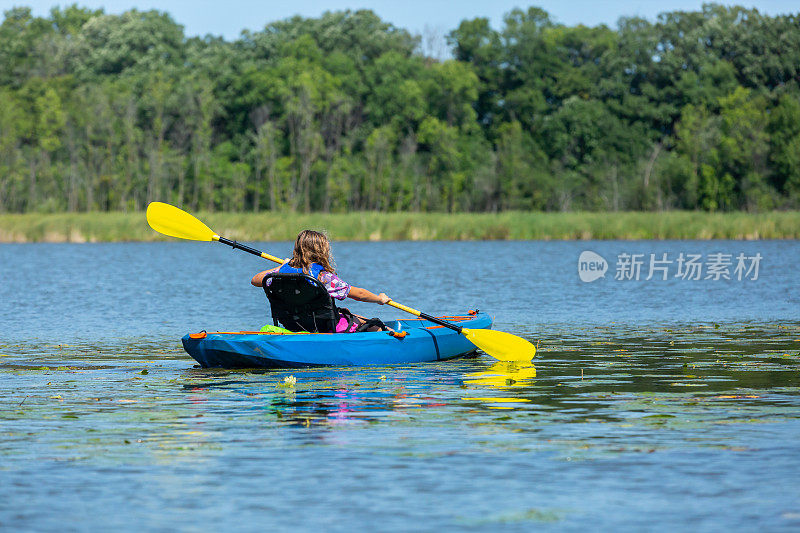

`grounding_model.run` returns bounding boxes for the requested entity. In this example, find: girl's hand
[377,293,391,305]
